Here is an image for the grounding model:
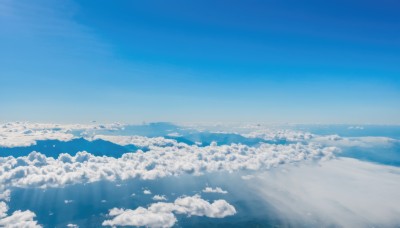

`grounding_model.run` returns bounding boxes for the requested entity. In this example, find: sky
[0,0,399,124]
